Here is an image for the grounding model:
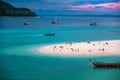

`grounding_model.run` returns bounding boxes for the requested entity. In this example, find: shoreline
[33,40,120,56]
